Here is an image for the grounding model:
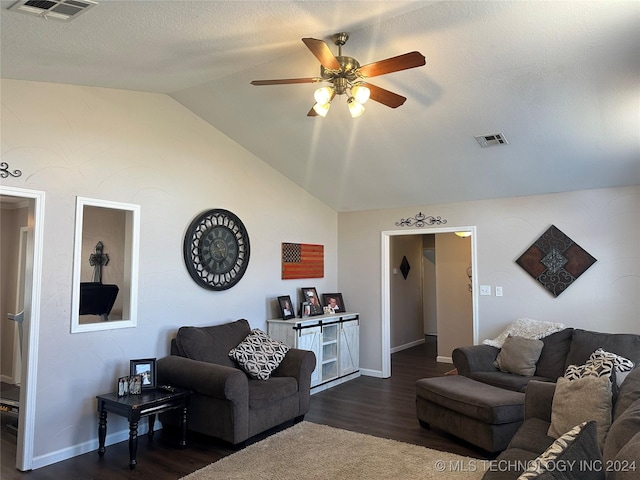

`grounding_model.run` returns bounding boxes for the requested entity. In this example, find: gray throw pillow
[548,375,612,449]
[495,335,544,377]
